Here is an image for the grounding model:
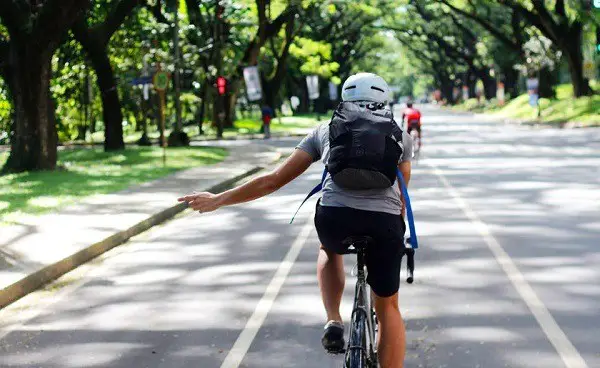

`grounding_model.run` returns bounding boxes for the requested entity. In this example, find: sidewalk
[0,141,282,308]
